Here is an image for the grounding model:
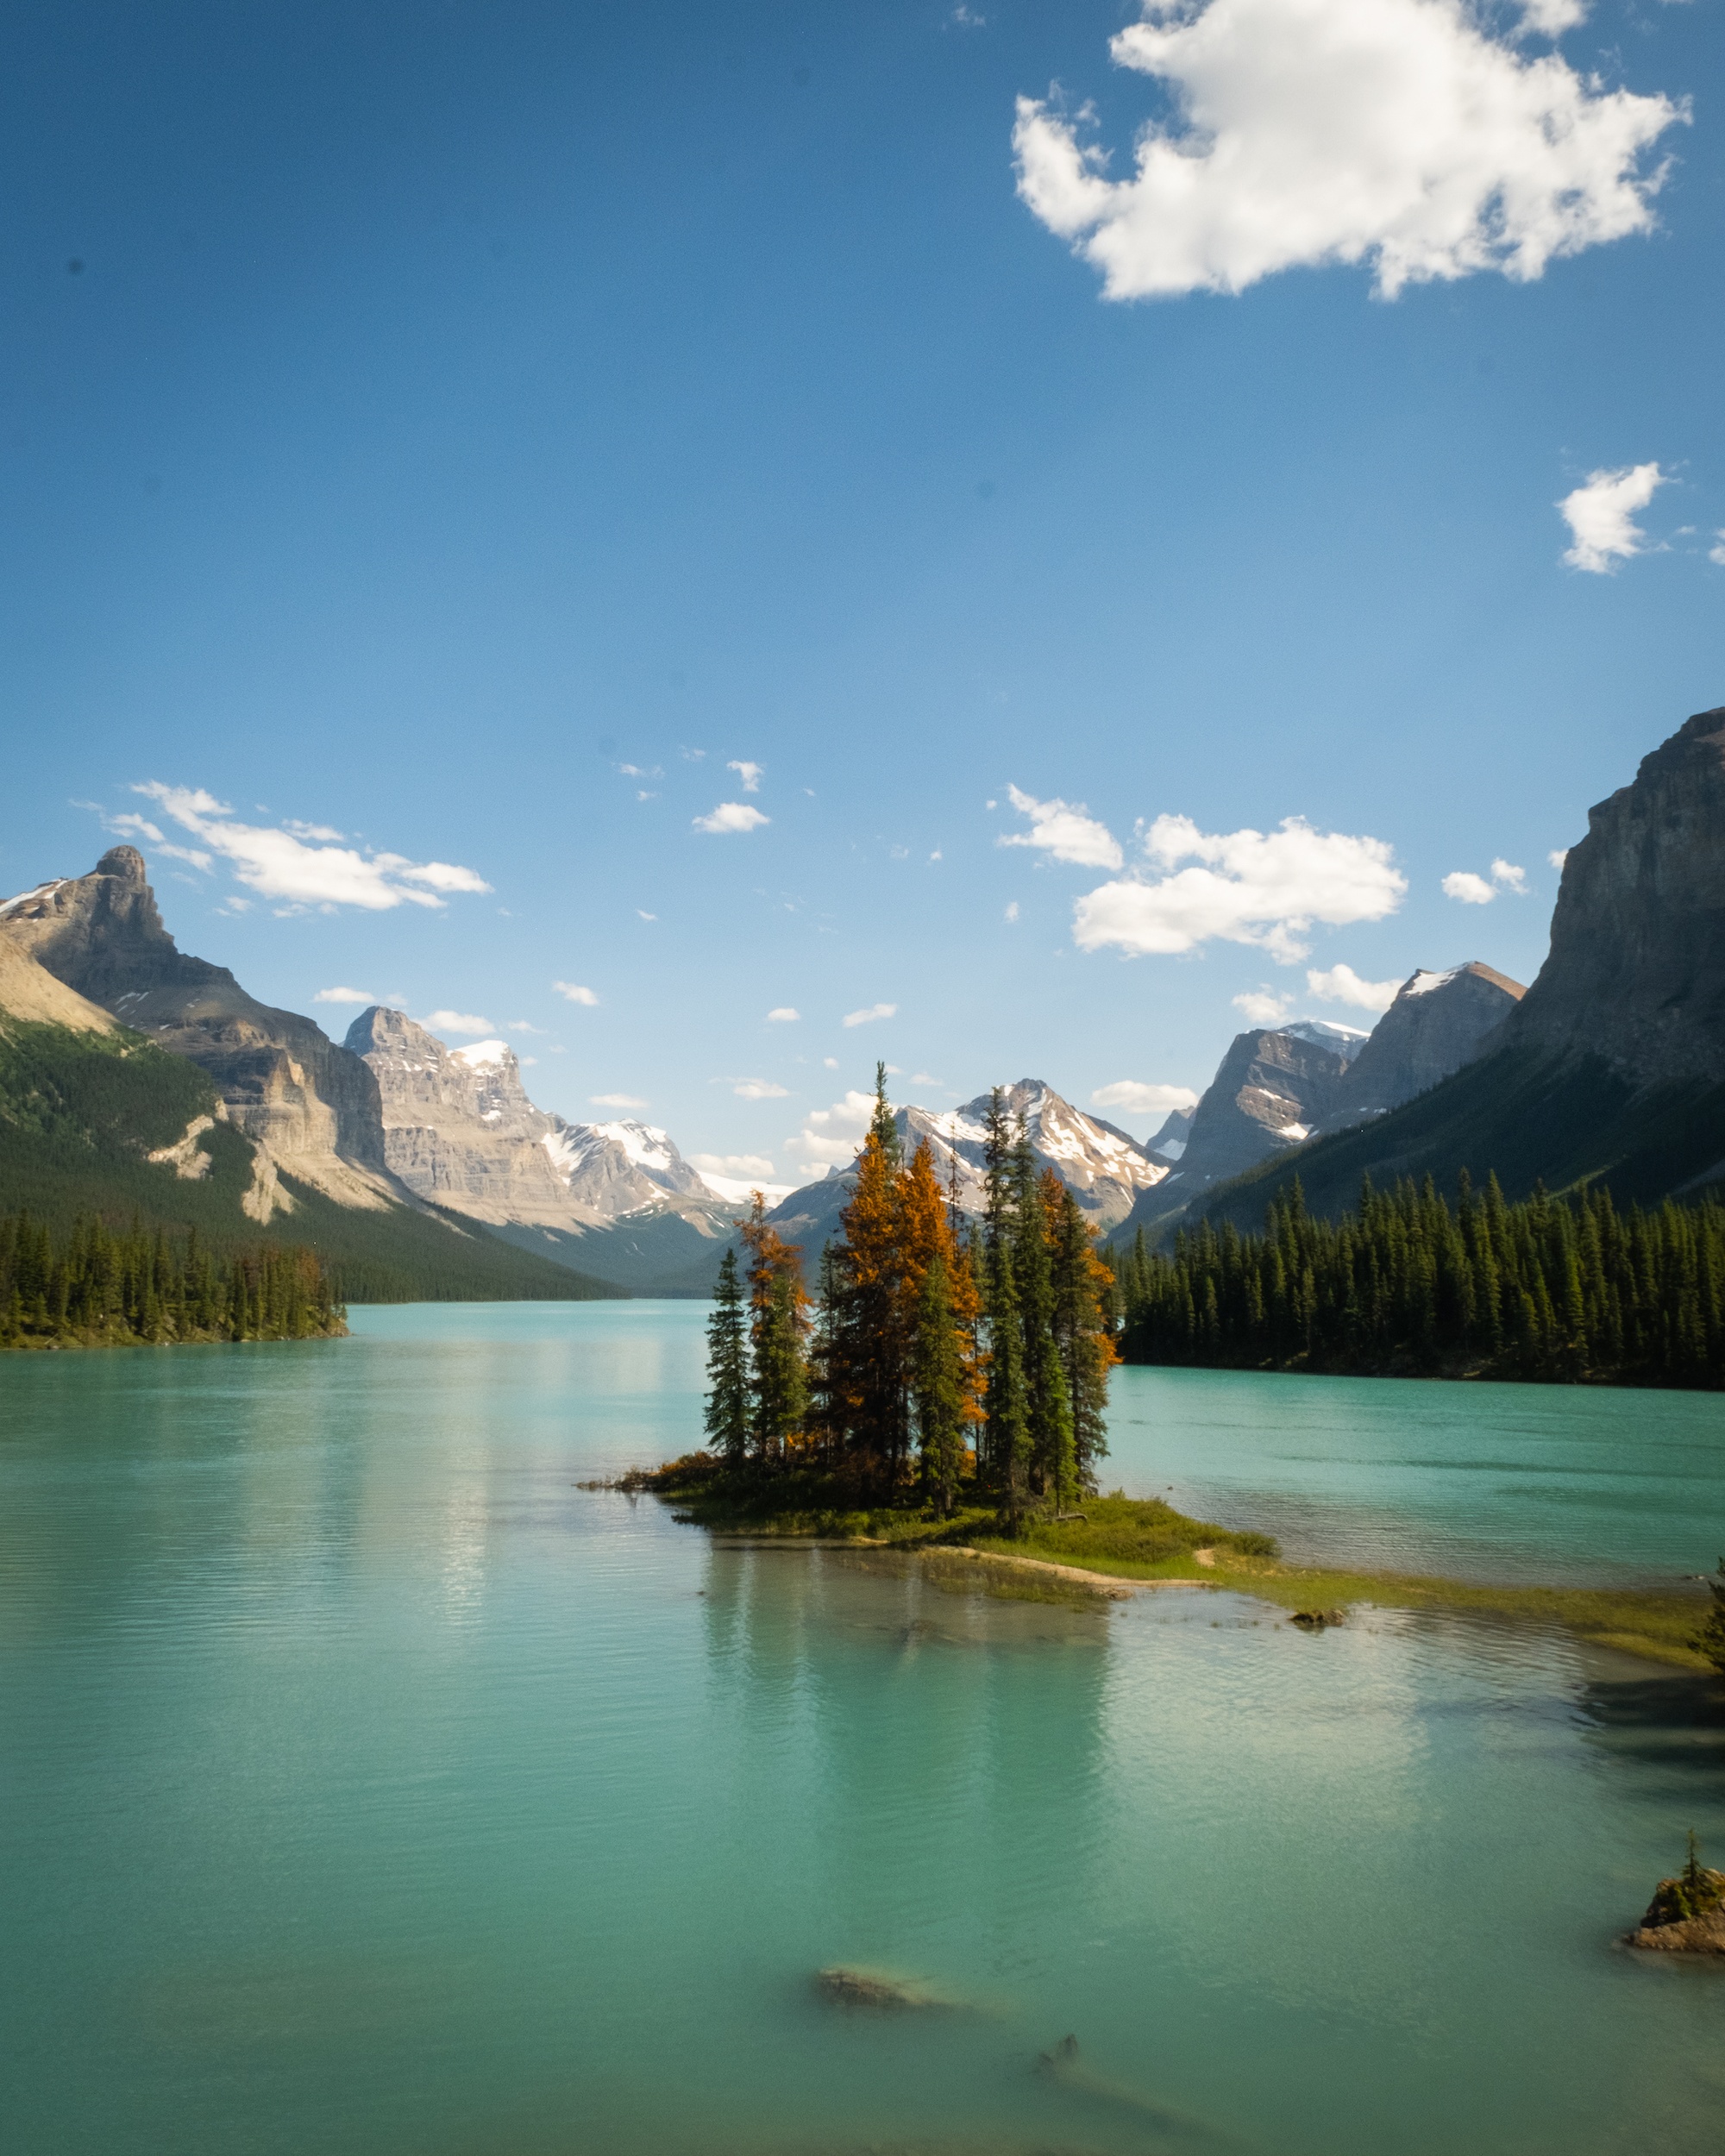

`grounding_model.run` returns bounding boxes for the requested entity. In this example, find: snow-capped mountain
[345,1009,742,1288]
[768,1079,1168,1250]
